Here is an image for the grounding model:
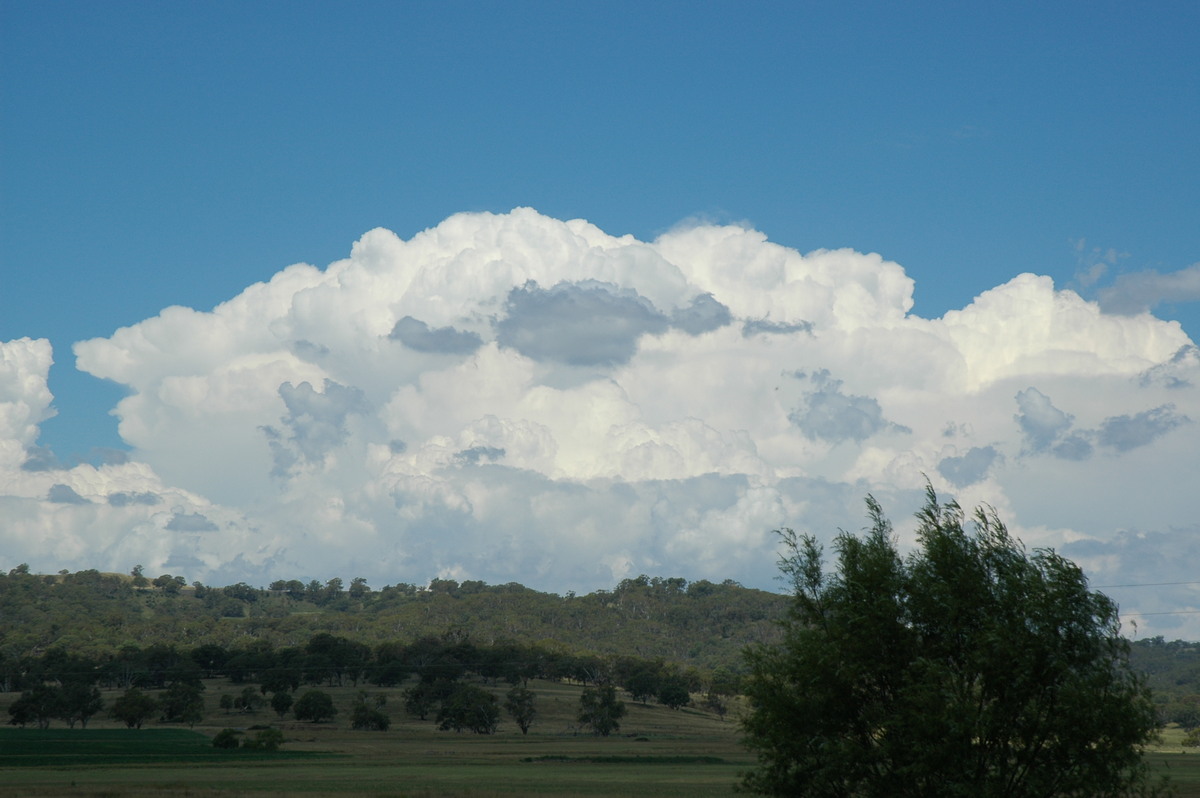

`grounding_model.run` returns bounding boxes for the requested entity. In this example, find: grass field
[4,679,1200,797]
